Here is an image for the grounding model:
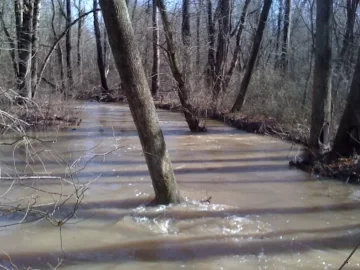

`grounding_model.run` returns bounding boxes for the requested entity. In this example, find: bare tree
[333,0,359,101]
[213,0,231,104]
[65,0,74,87]
[225,0,251,88]
[206,0,216,88]
[151,1,160,97]
[331,46,360,158]
[308,0,333,157]
[157,0,206,132]
[274,0,283,68]
[30,0,41,98]
[17,0,34,100]
[93,0,109,92]
[98,0,182,204]
[280,0,291,71]
[76,0,84,78]
[231,0,273,112]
